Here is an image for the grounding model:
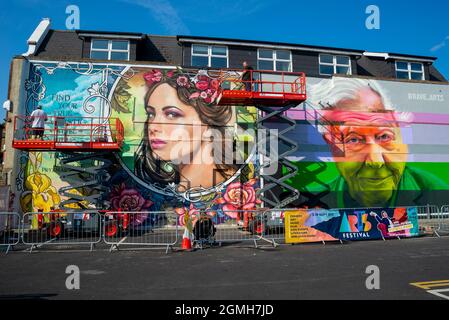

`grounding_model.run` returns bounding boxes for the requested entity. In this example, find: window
[396,61,424,80]
[257,49,292,71]
[90,39,130,61]
[191,44,228,68]
[319,54,351,76]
